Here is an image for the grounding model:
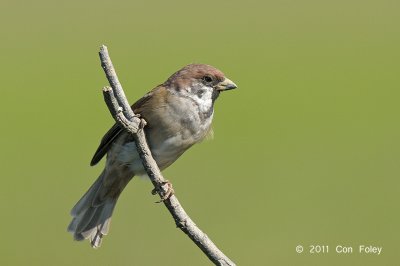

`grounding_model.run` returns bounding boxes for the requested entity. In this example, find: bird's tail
[67,170,130,248]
